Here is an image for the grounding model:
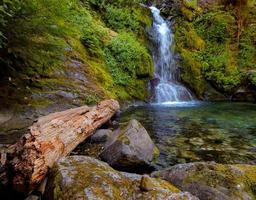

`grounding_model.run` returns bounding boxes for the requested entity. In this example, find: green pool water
[120,102,256,168]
